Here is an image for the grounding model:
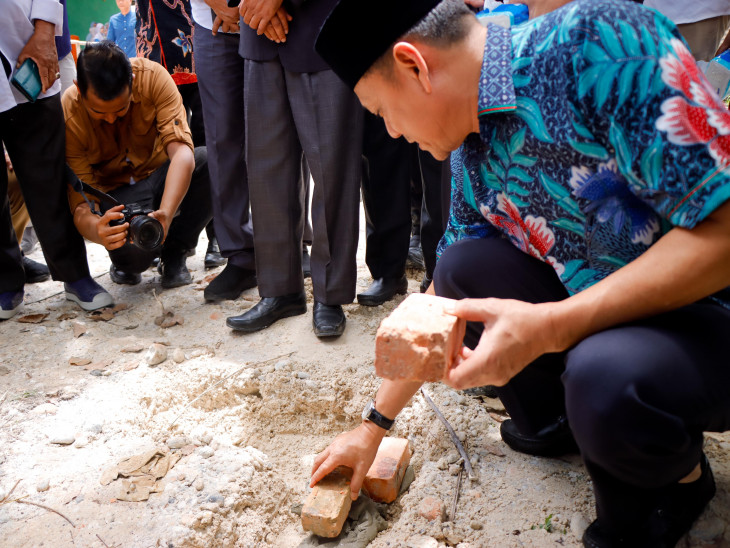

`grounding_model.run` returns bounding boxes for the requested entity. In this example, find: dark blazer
[238,0,338,73]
